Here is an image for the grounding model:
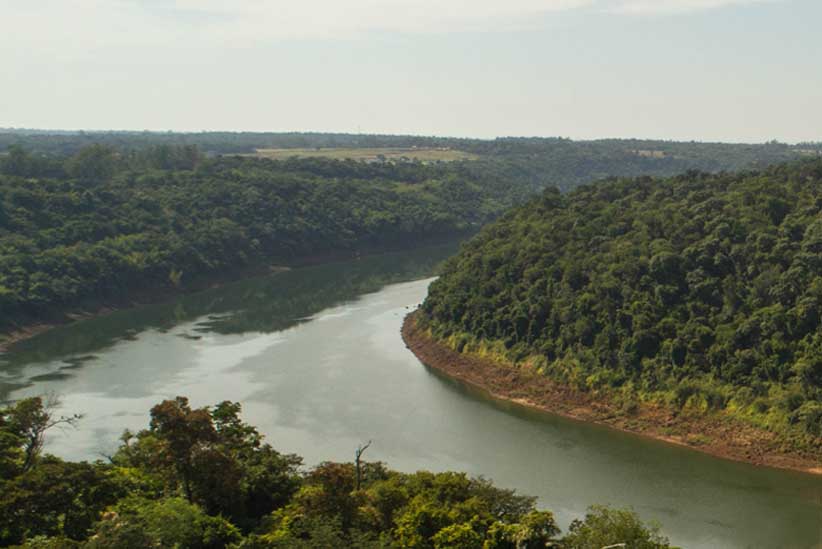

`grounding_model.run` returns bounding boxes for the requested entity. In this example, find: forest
[3,134,820,334]
[0,144,536,331]
[419,159,822,451]
[0,395,673,548]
